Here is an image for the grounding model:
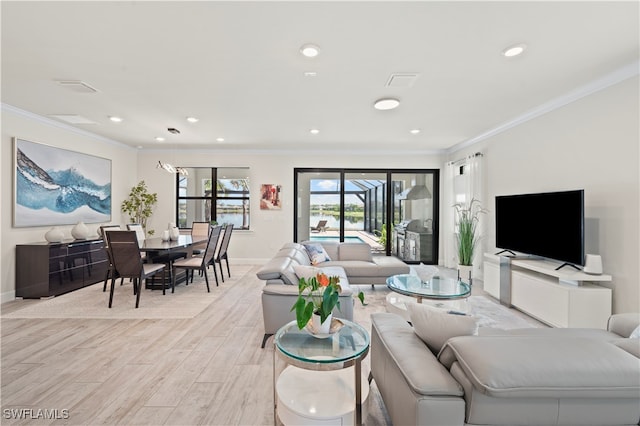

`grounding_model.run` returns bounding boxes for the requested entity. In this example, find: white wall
[3,76,637,314]
[1,108,138,302]
[137,151,445,263]
[449,76,639,314]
